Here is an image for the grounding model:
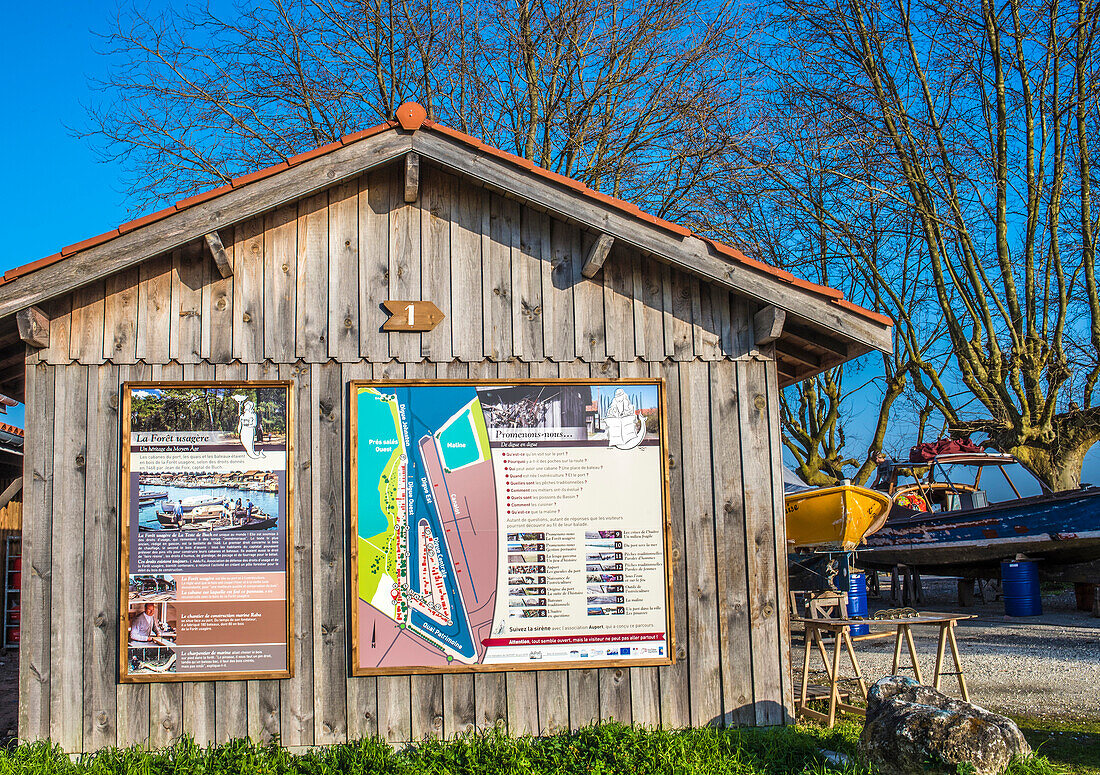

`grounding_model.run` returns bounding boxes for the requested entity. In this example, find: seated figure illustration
[603,389,645,450]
